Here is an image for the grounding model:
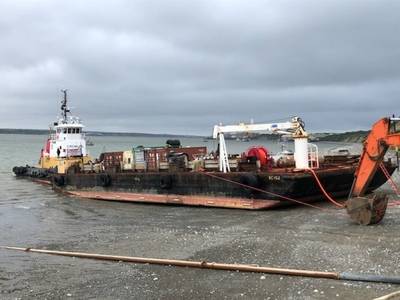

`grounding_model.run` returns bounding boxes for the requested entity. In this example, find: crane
[346,117,400,225]
[212,117,311,172]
